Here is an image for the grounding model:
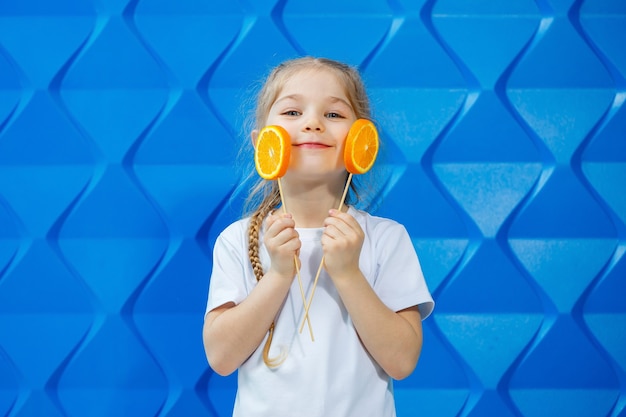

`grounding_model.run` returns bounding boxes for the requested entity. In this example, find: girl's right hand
[263,212,301,280]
